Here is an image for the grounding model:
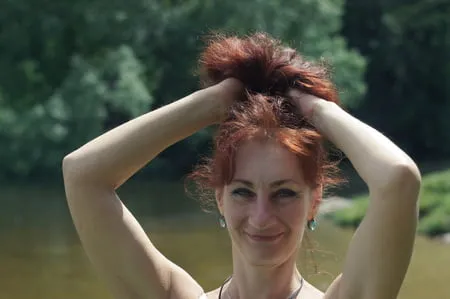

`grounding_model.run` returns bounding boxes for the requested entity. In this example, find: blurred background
[0,0,449,298]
